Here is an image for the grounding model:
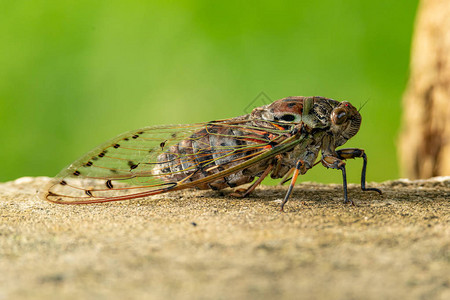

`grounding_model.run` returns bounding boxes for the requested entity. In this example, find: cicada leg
[229,164,274,198]
[278,168,294,186]
[321,148,382,205]
[321,155,352,204]
[279,159,321,186]
[336,148,382,195]
[280,160,307,212]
